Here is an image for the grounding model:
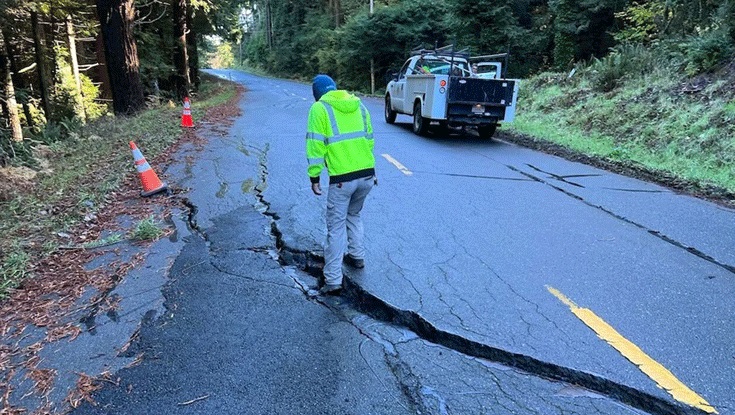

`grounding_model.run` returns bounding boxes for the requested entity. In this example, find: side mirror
[384,70,399,83]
